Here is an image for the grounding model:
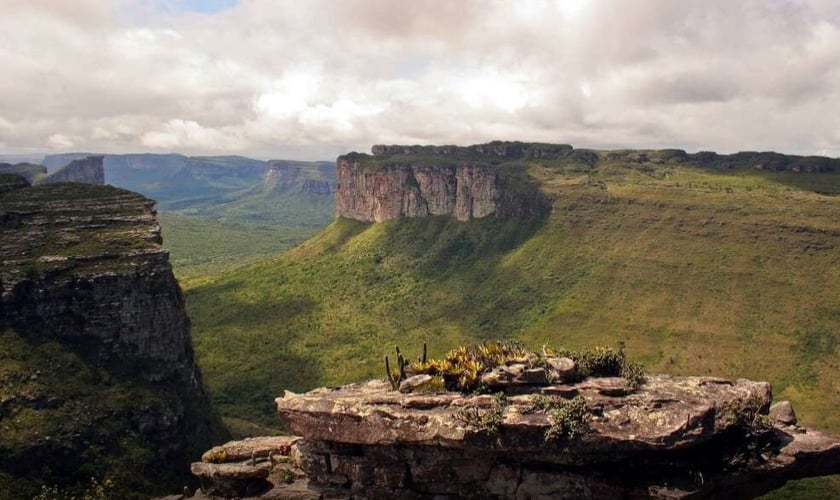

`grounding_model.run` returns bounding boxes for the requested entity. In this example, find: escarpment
[335,153,548,222]
[336,141,840,223]
[0,182,227,498]
[0,183,190,380]
[36,155,105,185]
